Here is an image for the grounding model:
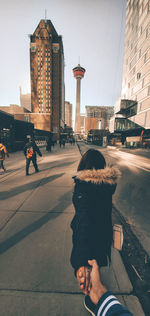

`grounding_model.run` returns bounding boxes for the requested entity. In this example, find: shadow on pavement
[0,190,72,255]
[0,173,65,200]
[40,160,76,172]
